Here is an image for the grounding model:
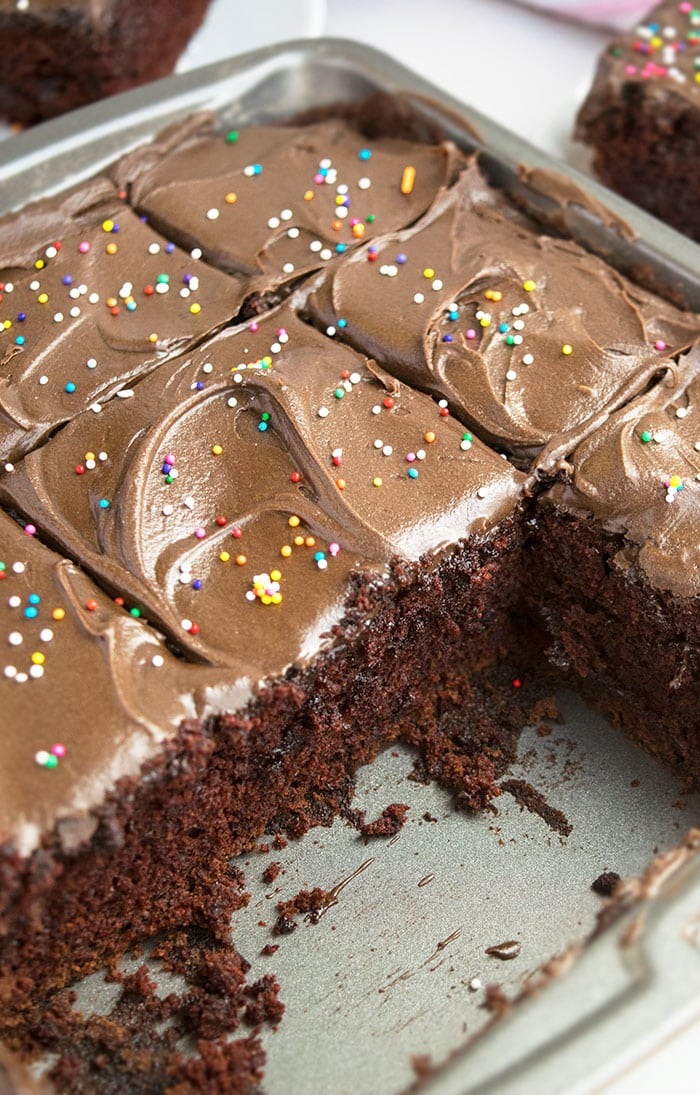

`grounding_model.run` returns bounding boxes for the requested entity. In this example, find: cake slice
[575,1,700,241]
[303,160,700,471]
[111,115,464,295]
[0,177,246,464]
[536,347,700,775]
